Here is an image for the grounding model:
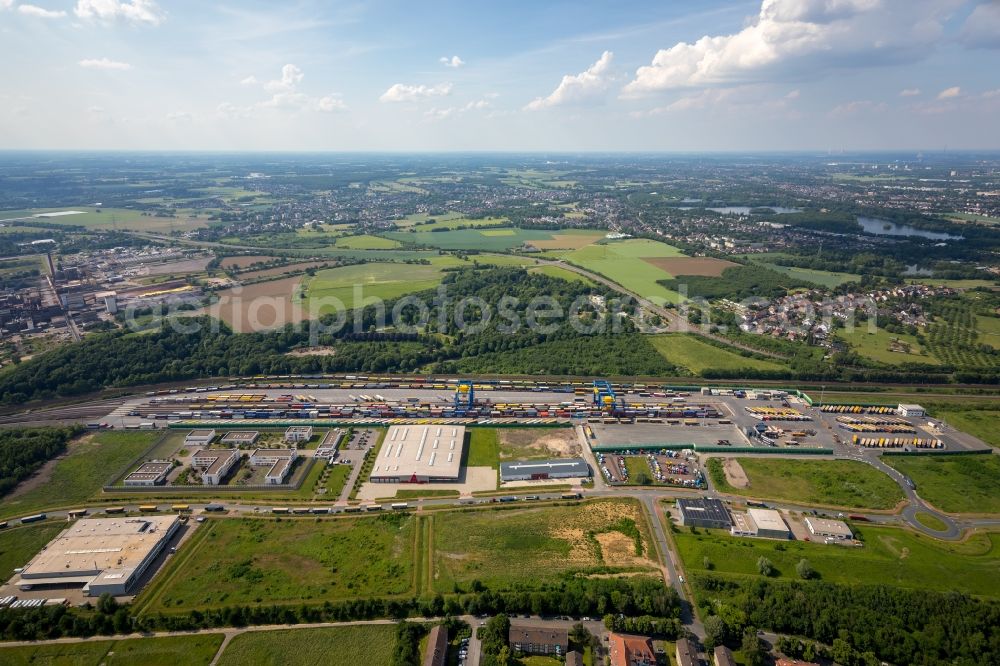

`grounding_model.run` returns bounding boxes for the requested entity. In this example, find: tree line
[0,426,82,496]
